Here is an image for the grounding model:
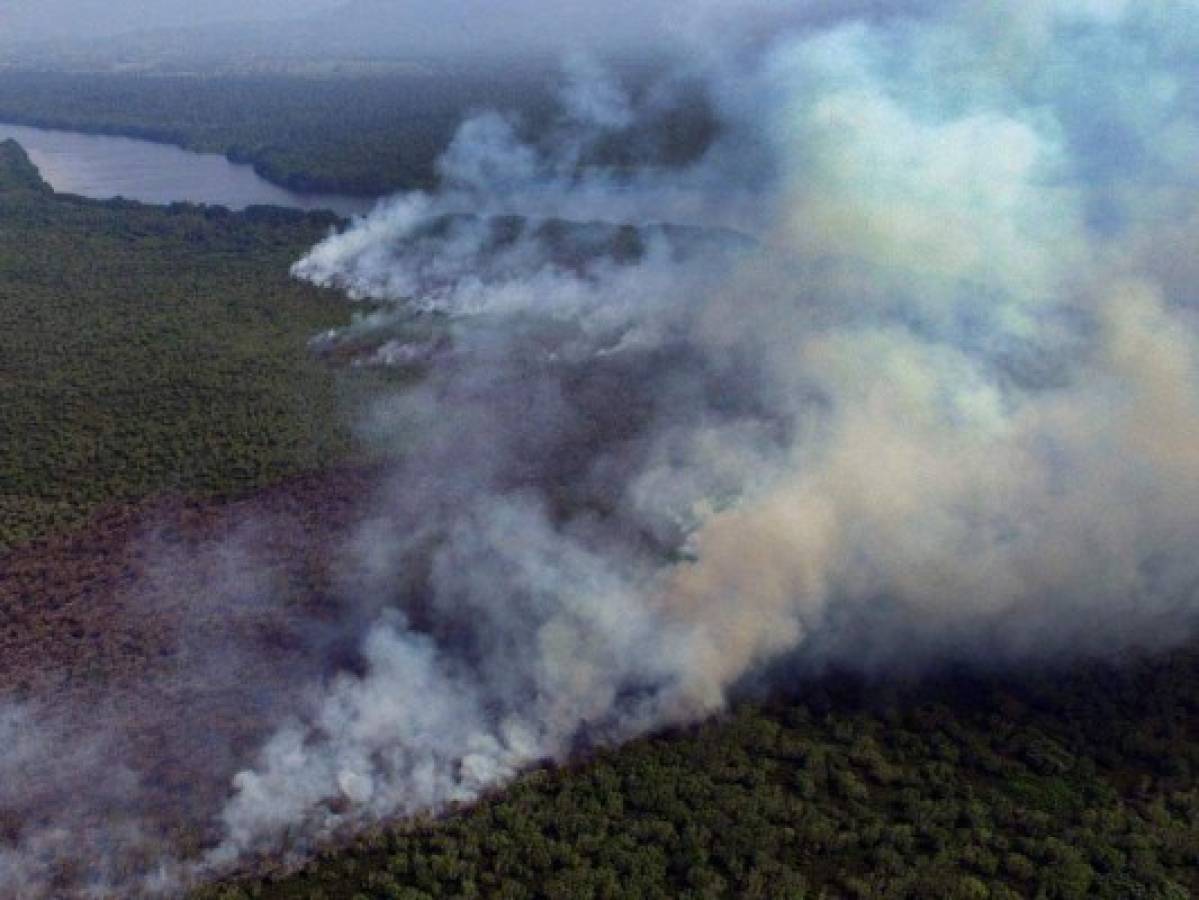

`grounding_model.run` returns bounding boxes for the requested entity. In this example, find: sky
[0,0,933,61]
[0,0,340,43]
